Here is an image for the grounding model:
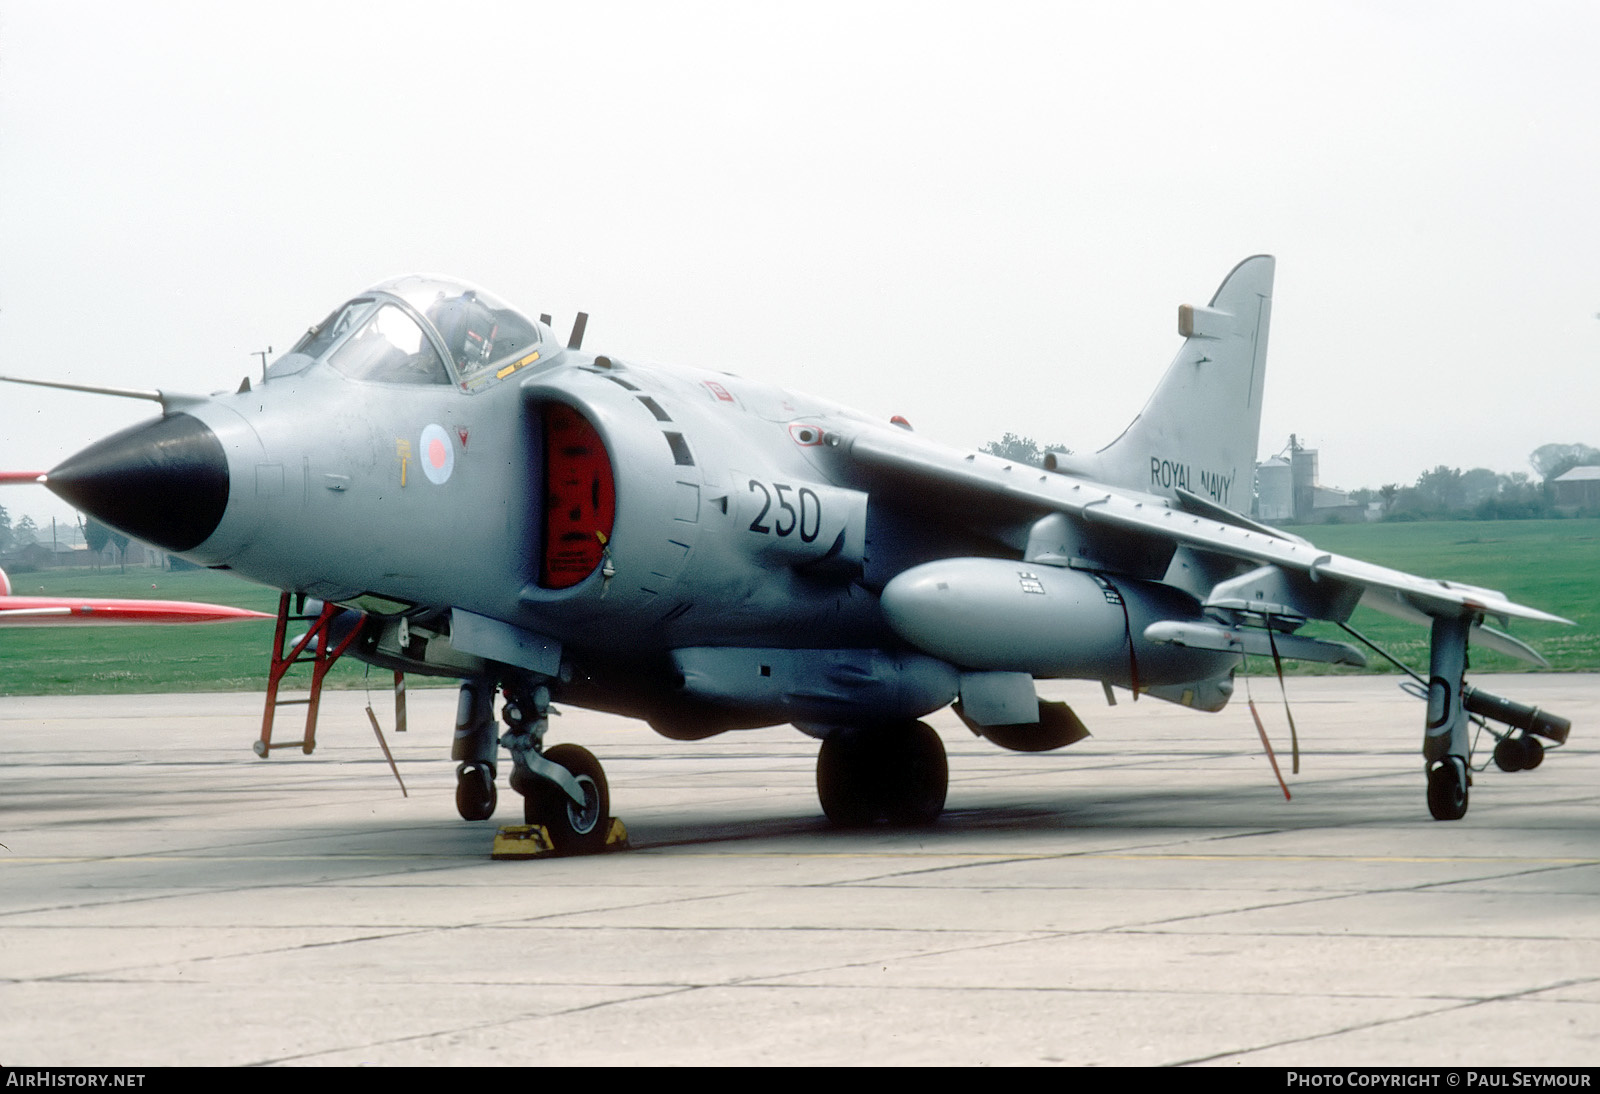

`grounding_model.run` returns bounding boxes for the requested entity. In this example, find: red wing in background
[0,568,270,626]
